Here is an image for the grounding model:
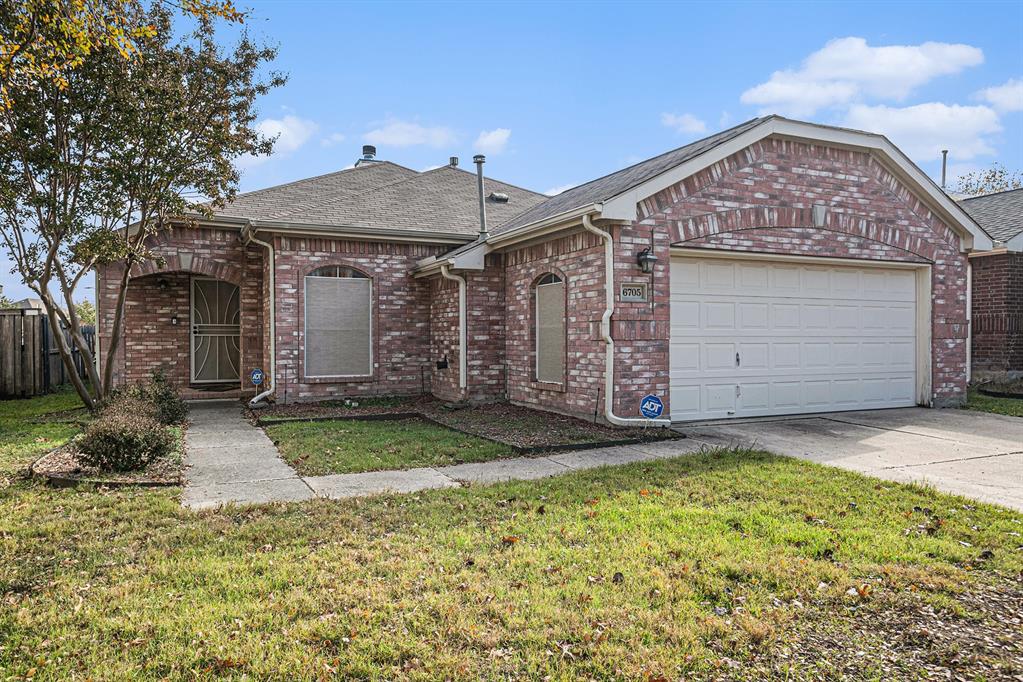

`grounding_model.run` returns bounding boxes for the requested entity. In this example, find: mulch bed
[30,443,182,487]
[250,398,681,453]
[977,379,1023,400]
